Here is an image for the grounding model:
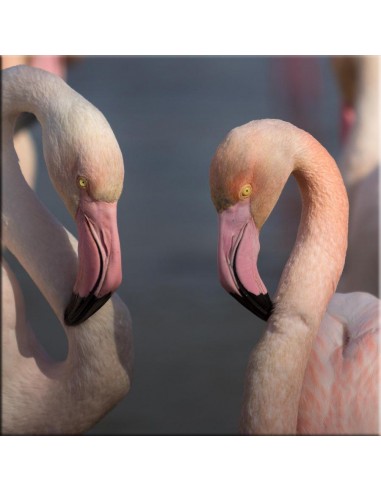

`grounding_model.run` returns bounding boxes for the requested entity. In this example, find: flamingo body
[299,292,379,434]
